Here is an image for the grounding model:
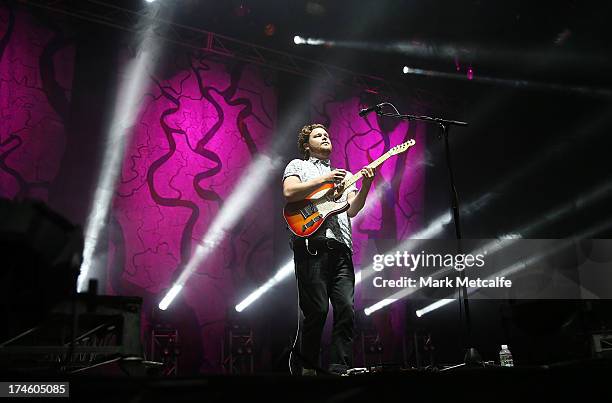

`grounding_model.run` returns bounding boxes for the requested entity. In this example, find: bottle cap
[501,344,508,349]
